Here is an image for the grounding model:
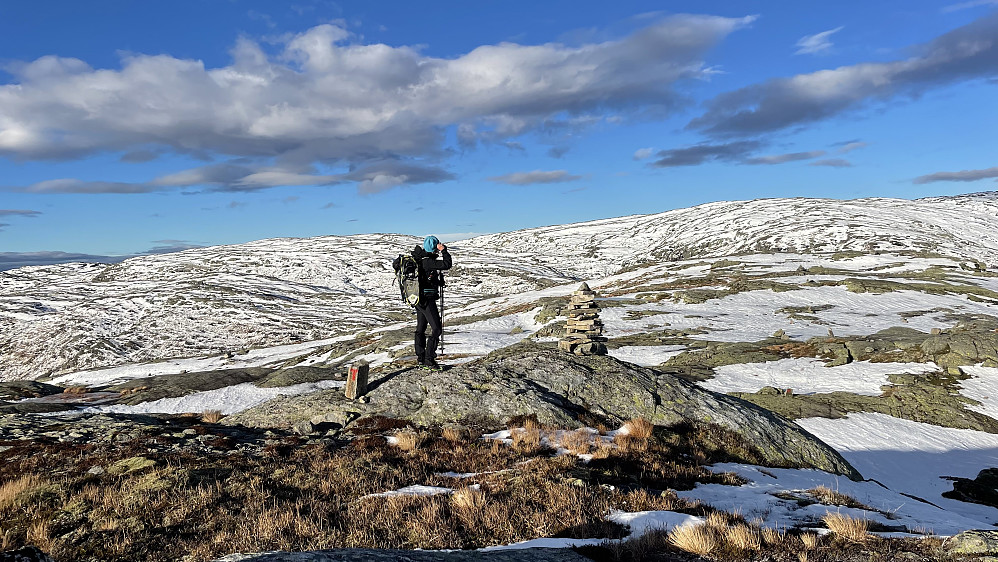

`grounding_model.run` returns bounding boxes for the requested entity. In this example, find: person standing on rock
[394,235,452,370]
